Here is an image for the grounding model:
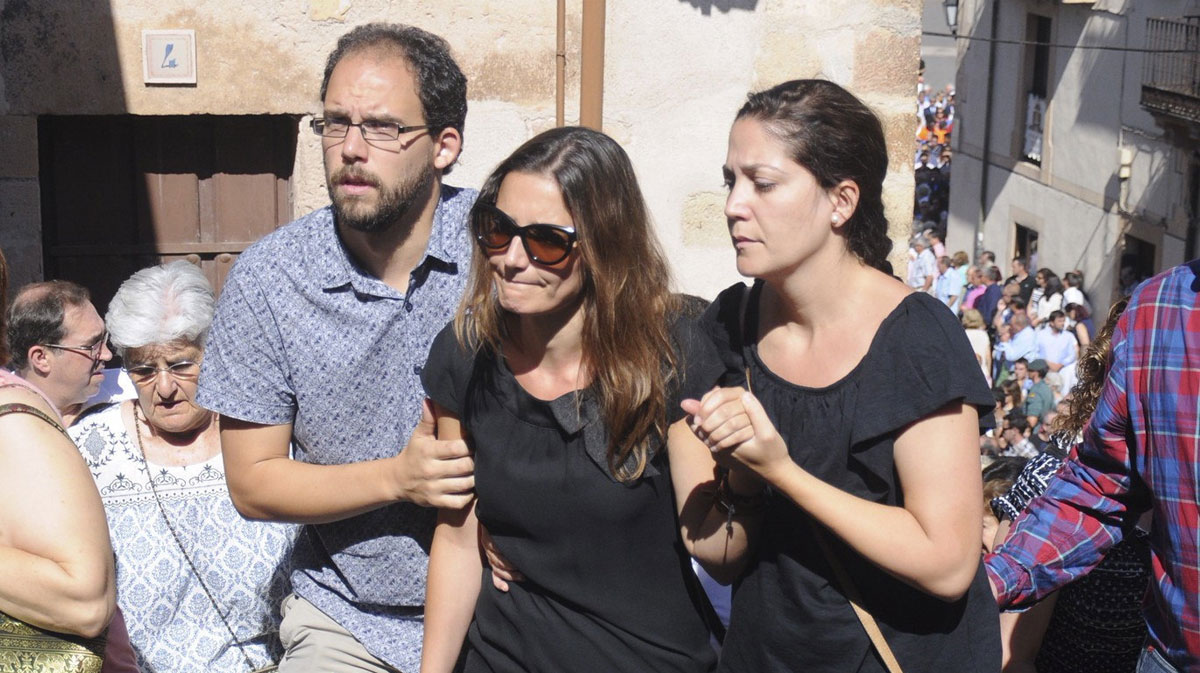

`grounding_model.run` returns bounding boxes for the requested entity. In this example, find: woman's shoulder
[0,372,58,413]
[696,283,754,349]
[852,291,996,442]
[425,320,484,373]
[421,319,486,417]
[0,381,81,466]
[665,297,726,411]
[0,381,52,411]
[882,291,972,347]
[869,291,987,378]
[0,380,66,437]
[695,283,754,385]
